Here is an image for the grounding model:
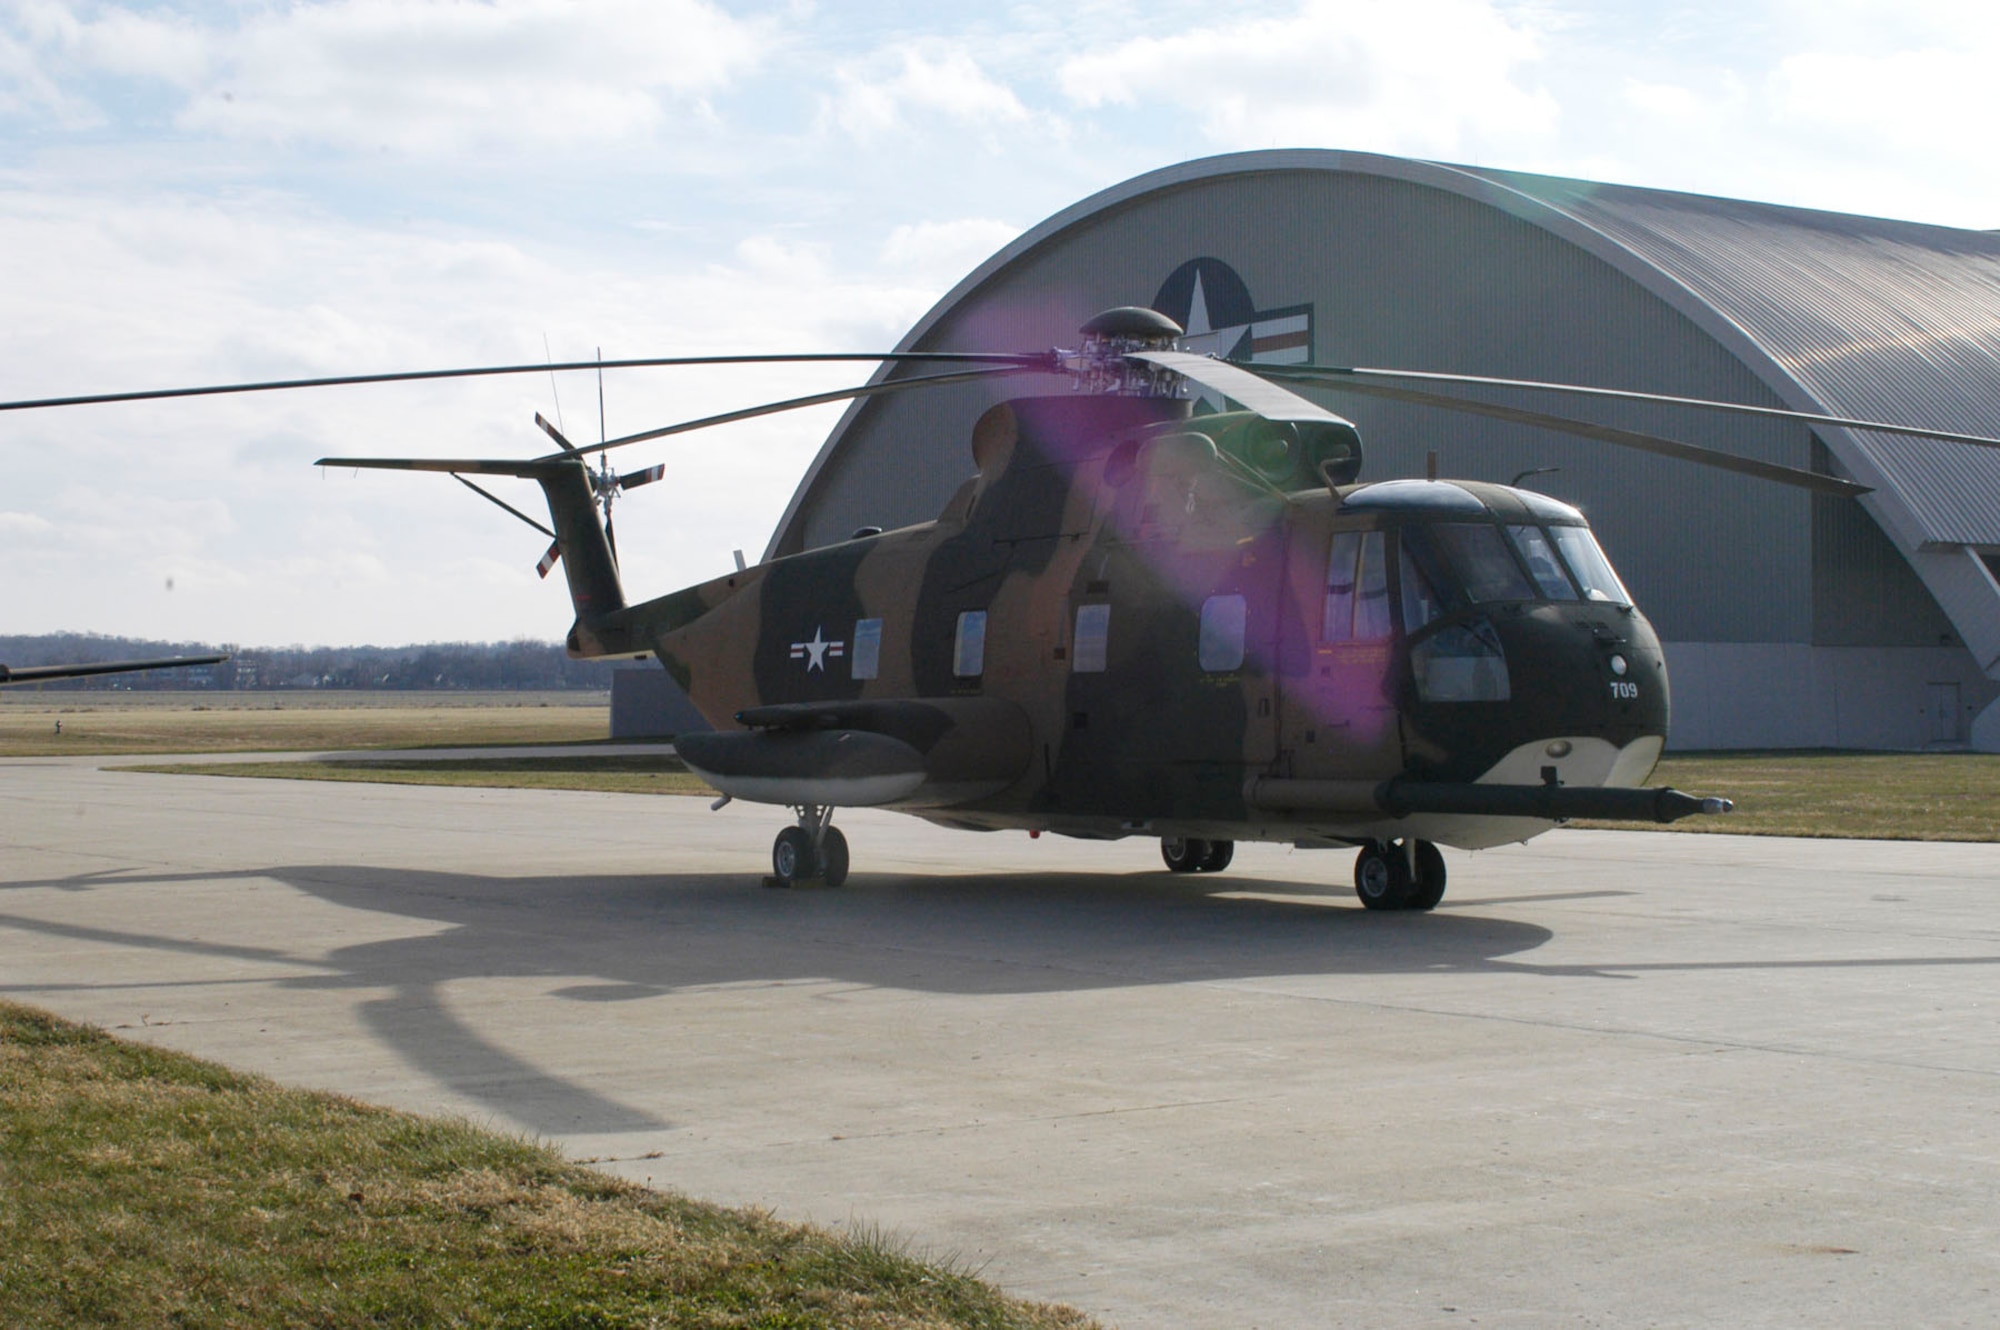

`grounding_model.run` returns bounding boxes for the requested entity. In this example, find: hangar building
[762,150,2000,752]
